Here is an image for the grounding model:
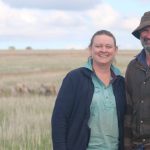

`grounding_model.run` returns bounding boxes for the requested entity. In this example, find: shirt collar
[84,57,121,76]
